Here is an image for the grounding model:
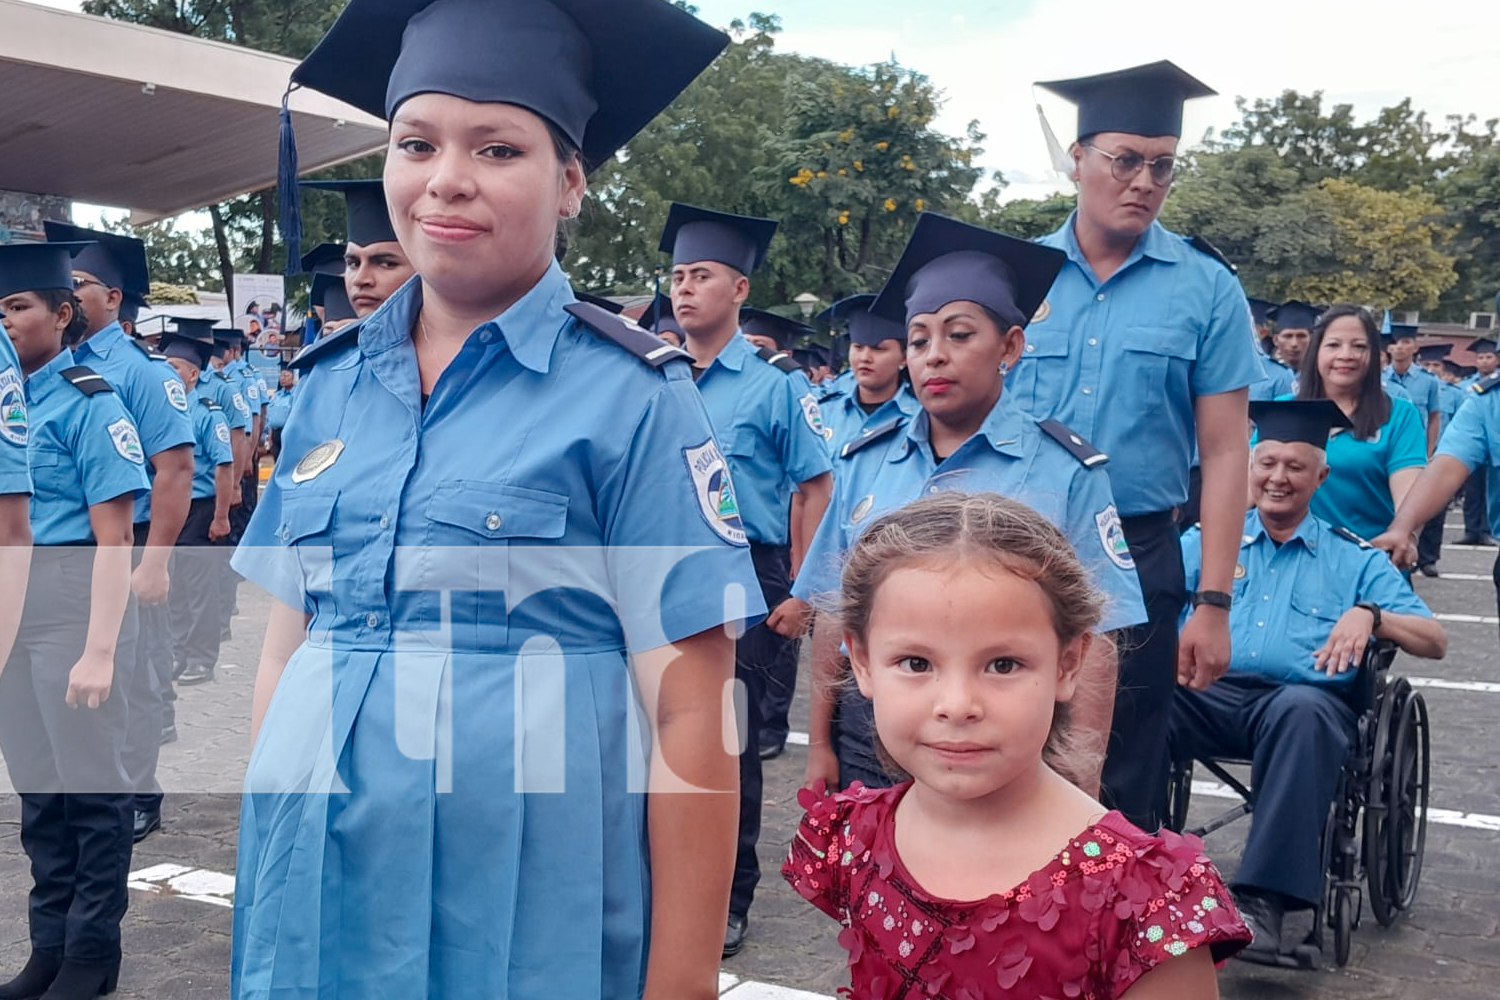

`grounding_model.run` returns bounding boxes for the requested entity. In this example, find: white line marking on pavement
[1435,613,1500,625]
[1409,677,1500,694]
[1443,543,1500,552]
[1431,573,1493,582]
[1190,780,1500,832]
[128,864,235,908]
[722,982,833,1000]
[786,731,809,747]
